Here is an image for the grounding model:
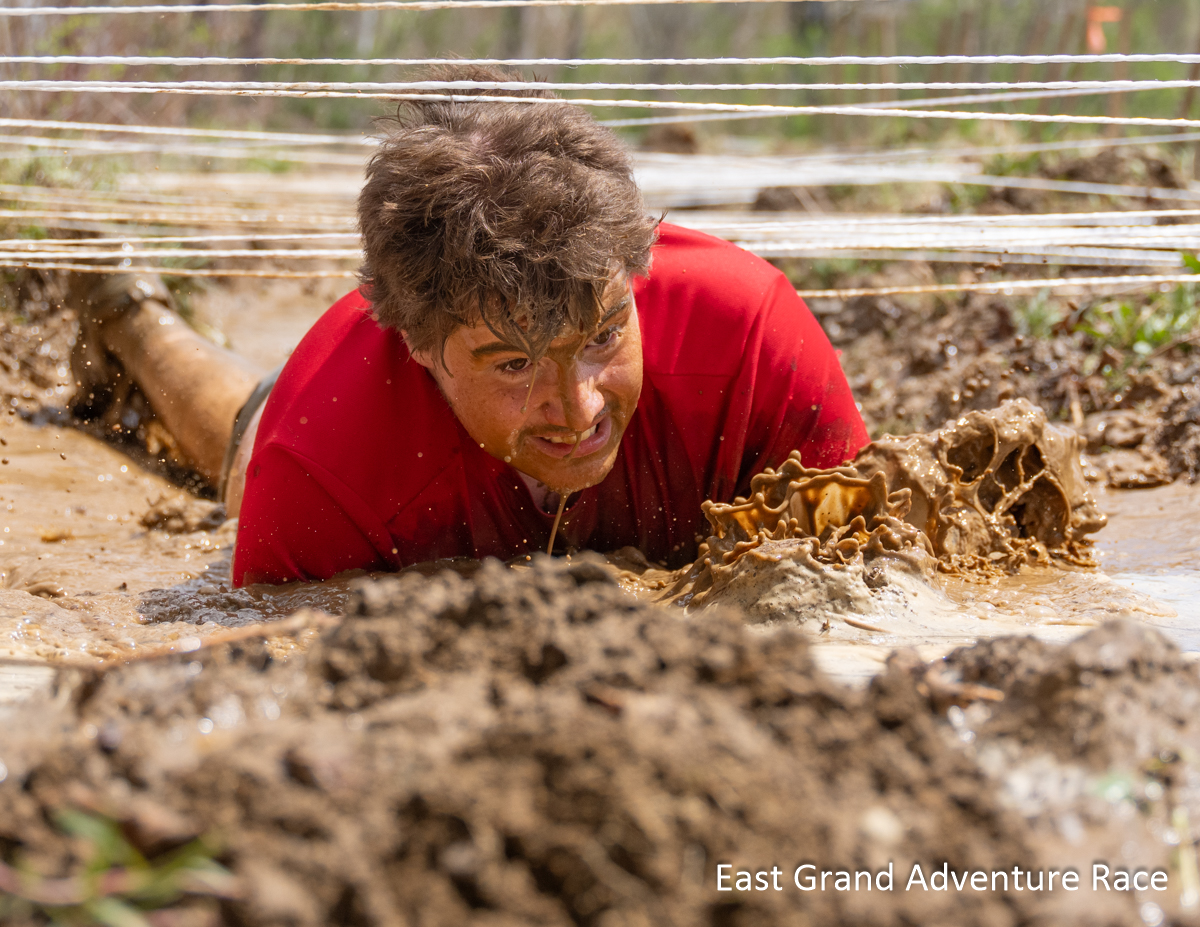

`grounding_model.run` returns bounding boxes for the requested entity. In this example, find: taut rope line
[6,261,1199,300]
[0,118,367,146]
[794,275,1200,299]
[9,53,1200,66]
[7,78,1200,95]
[12,86,1200,131]
[7,117,1200,163]
[4,77,1200,94]
[0,0,891,16]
